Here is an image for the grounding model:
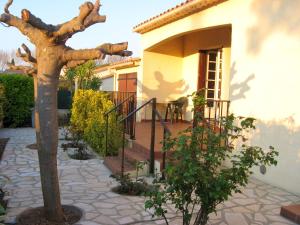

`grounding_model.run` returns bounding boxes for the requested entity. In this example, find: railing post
[149,98,156,175]
[121,120,126,177]
[161,127,167,180]
[129,96,135,139]
[105,114,108,156]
